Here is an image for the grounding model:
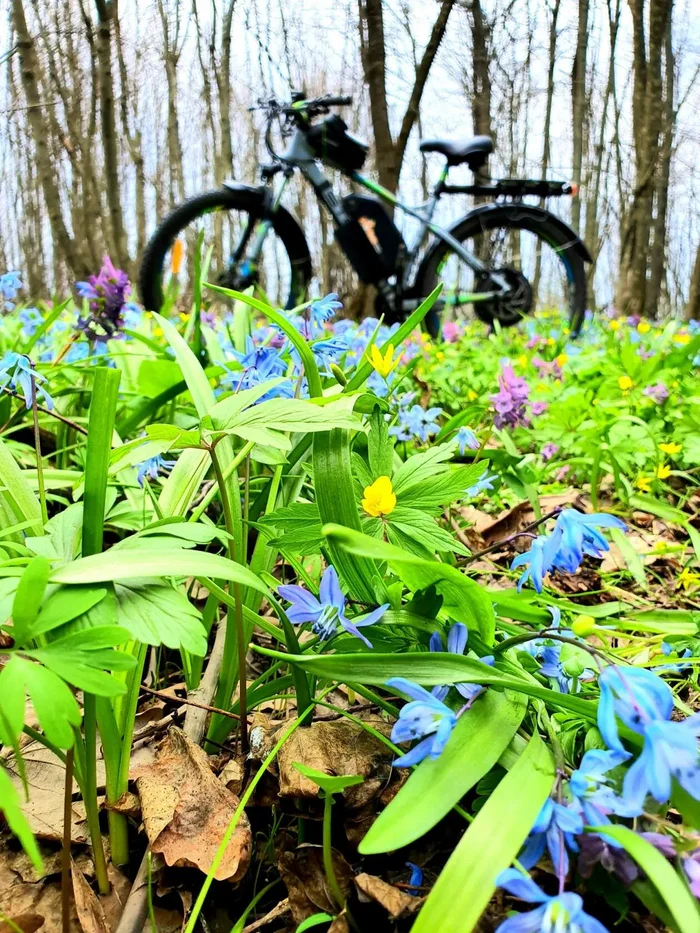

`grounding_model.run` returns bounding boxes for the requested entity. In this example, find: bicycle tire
[138,187,312,312]
[414,204,588,339]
